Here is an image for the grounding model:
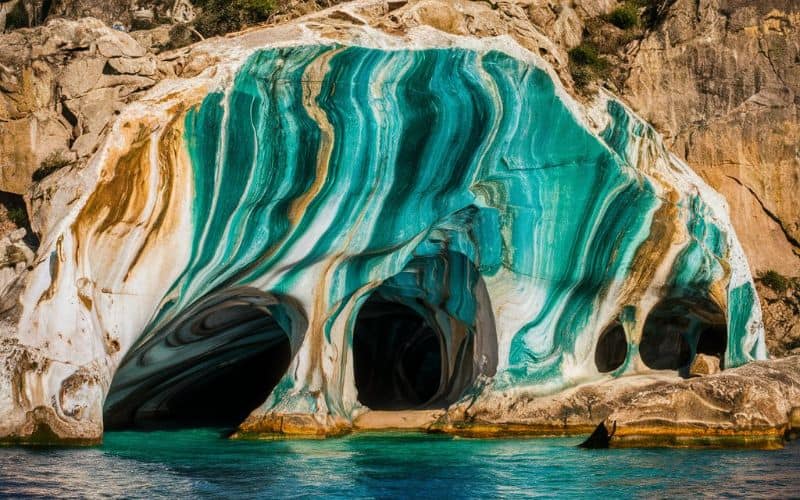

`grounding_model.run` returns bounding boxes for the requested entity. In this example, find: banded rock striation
[0,0,784,446]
